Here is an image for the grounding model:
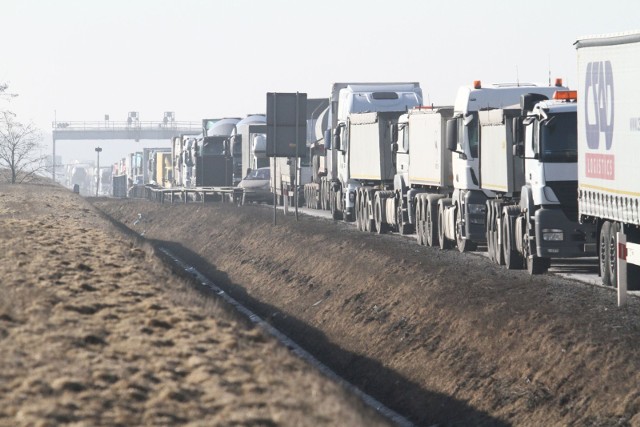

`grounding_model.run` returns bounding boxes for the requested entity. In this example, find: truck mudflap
[463,190,487,243]
[535,206,597,258]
